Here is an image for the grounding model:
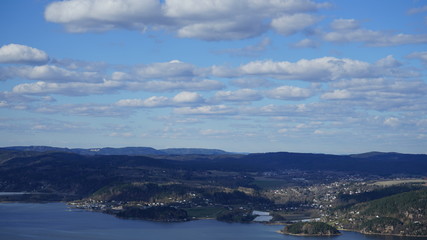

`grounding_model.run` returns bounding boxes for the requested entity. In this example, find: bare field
[372,179,427,186]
